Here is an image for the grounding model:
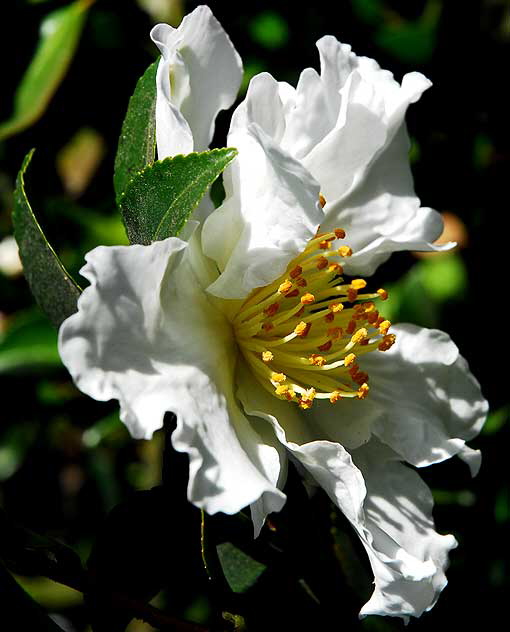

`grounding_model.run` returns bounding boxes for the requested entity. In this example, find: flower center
[232,225,395,409]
